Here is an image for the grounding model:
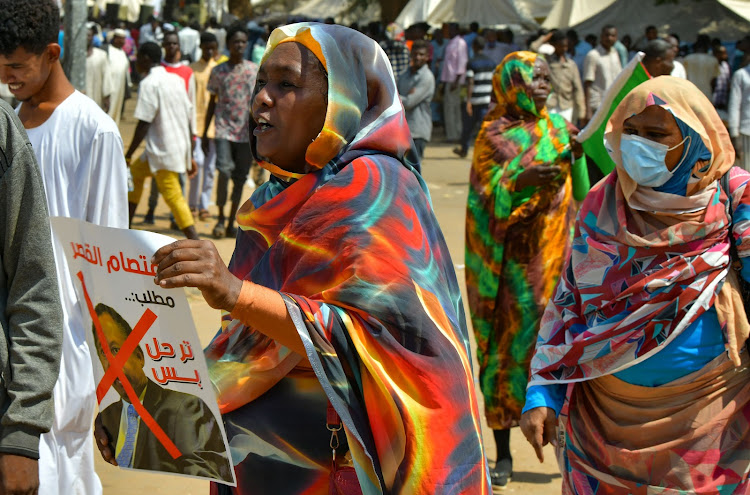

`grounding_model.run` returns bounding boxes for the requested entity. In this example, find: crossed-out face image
[92,303,233,482]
